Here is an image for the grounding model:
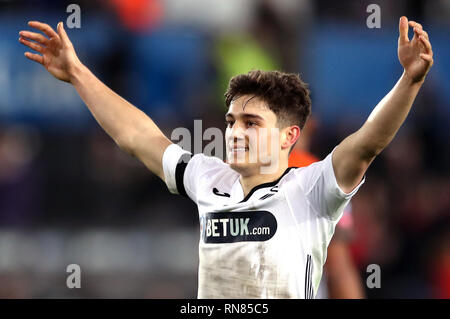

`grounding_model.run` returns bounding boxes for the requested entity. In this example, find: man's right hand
[19,20,172,182]
[19,21,81,83]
